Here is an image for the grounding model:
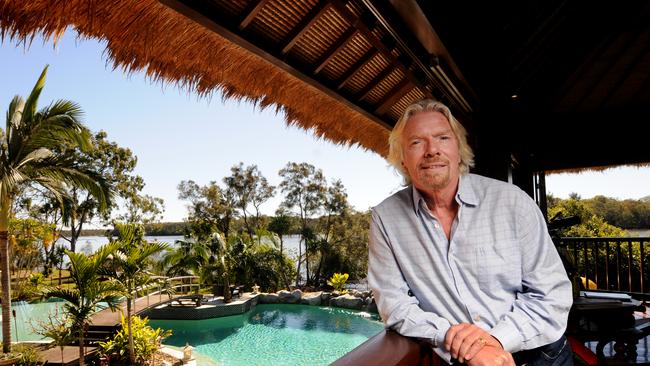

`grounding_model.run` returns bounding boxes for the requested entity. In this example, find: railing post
[605,243,610,290]
[627,239,633,292]
[616,241,622,291]
[639,239,645,293]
